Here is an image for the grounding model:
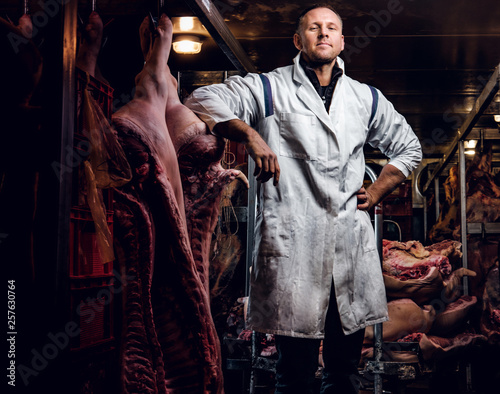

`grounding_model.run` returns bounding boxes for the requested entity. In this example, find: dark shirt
[299,56,343,112]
